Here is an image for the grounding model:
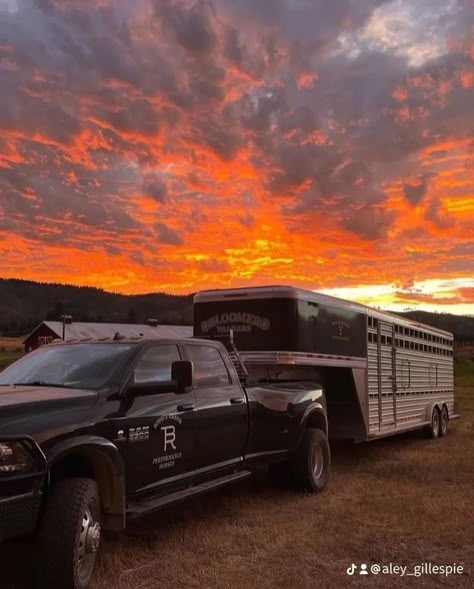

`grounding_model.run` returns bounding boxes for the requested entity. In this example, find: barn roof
[23,321,193,343]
